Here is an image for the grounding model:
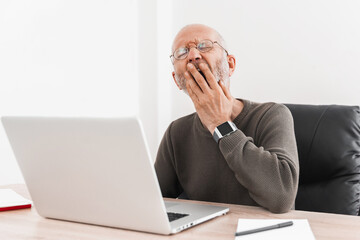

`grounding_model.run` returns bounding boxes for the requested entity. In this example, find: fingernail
[187,63,193,69]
